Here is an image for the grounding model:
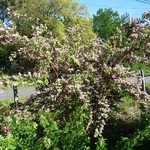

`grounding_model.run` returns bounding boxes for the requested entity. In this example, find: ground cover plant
[0,9,150,149]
